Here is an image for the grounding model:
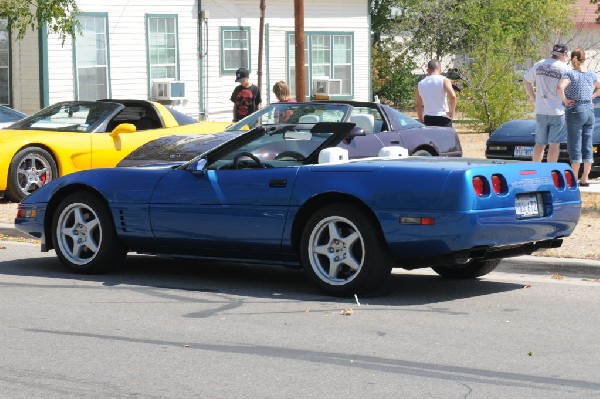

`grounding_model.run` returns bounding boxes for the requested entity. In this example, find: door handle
[269,179,287,188]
